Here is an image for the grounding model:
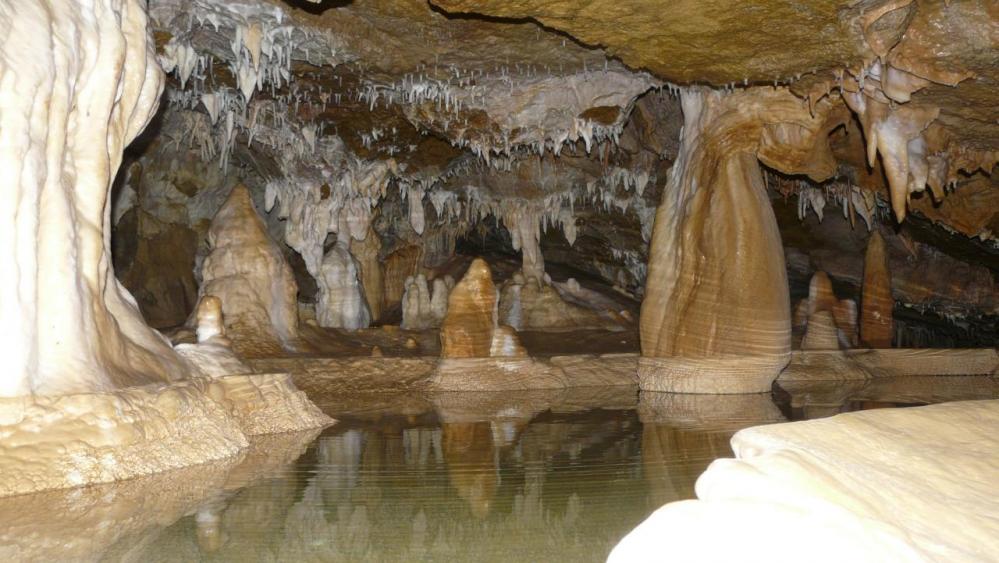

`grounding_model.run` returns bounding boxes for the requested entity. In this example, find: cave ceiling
[145,0,997,247]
